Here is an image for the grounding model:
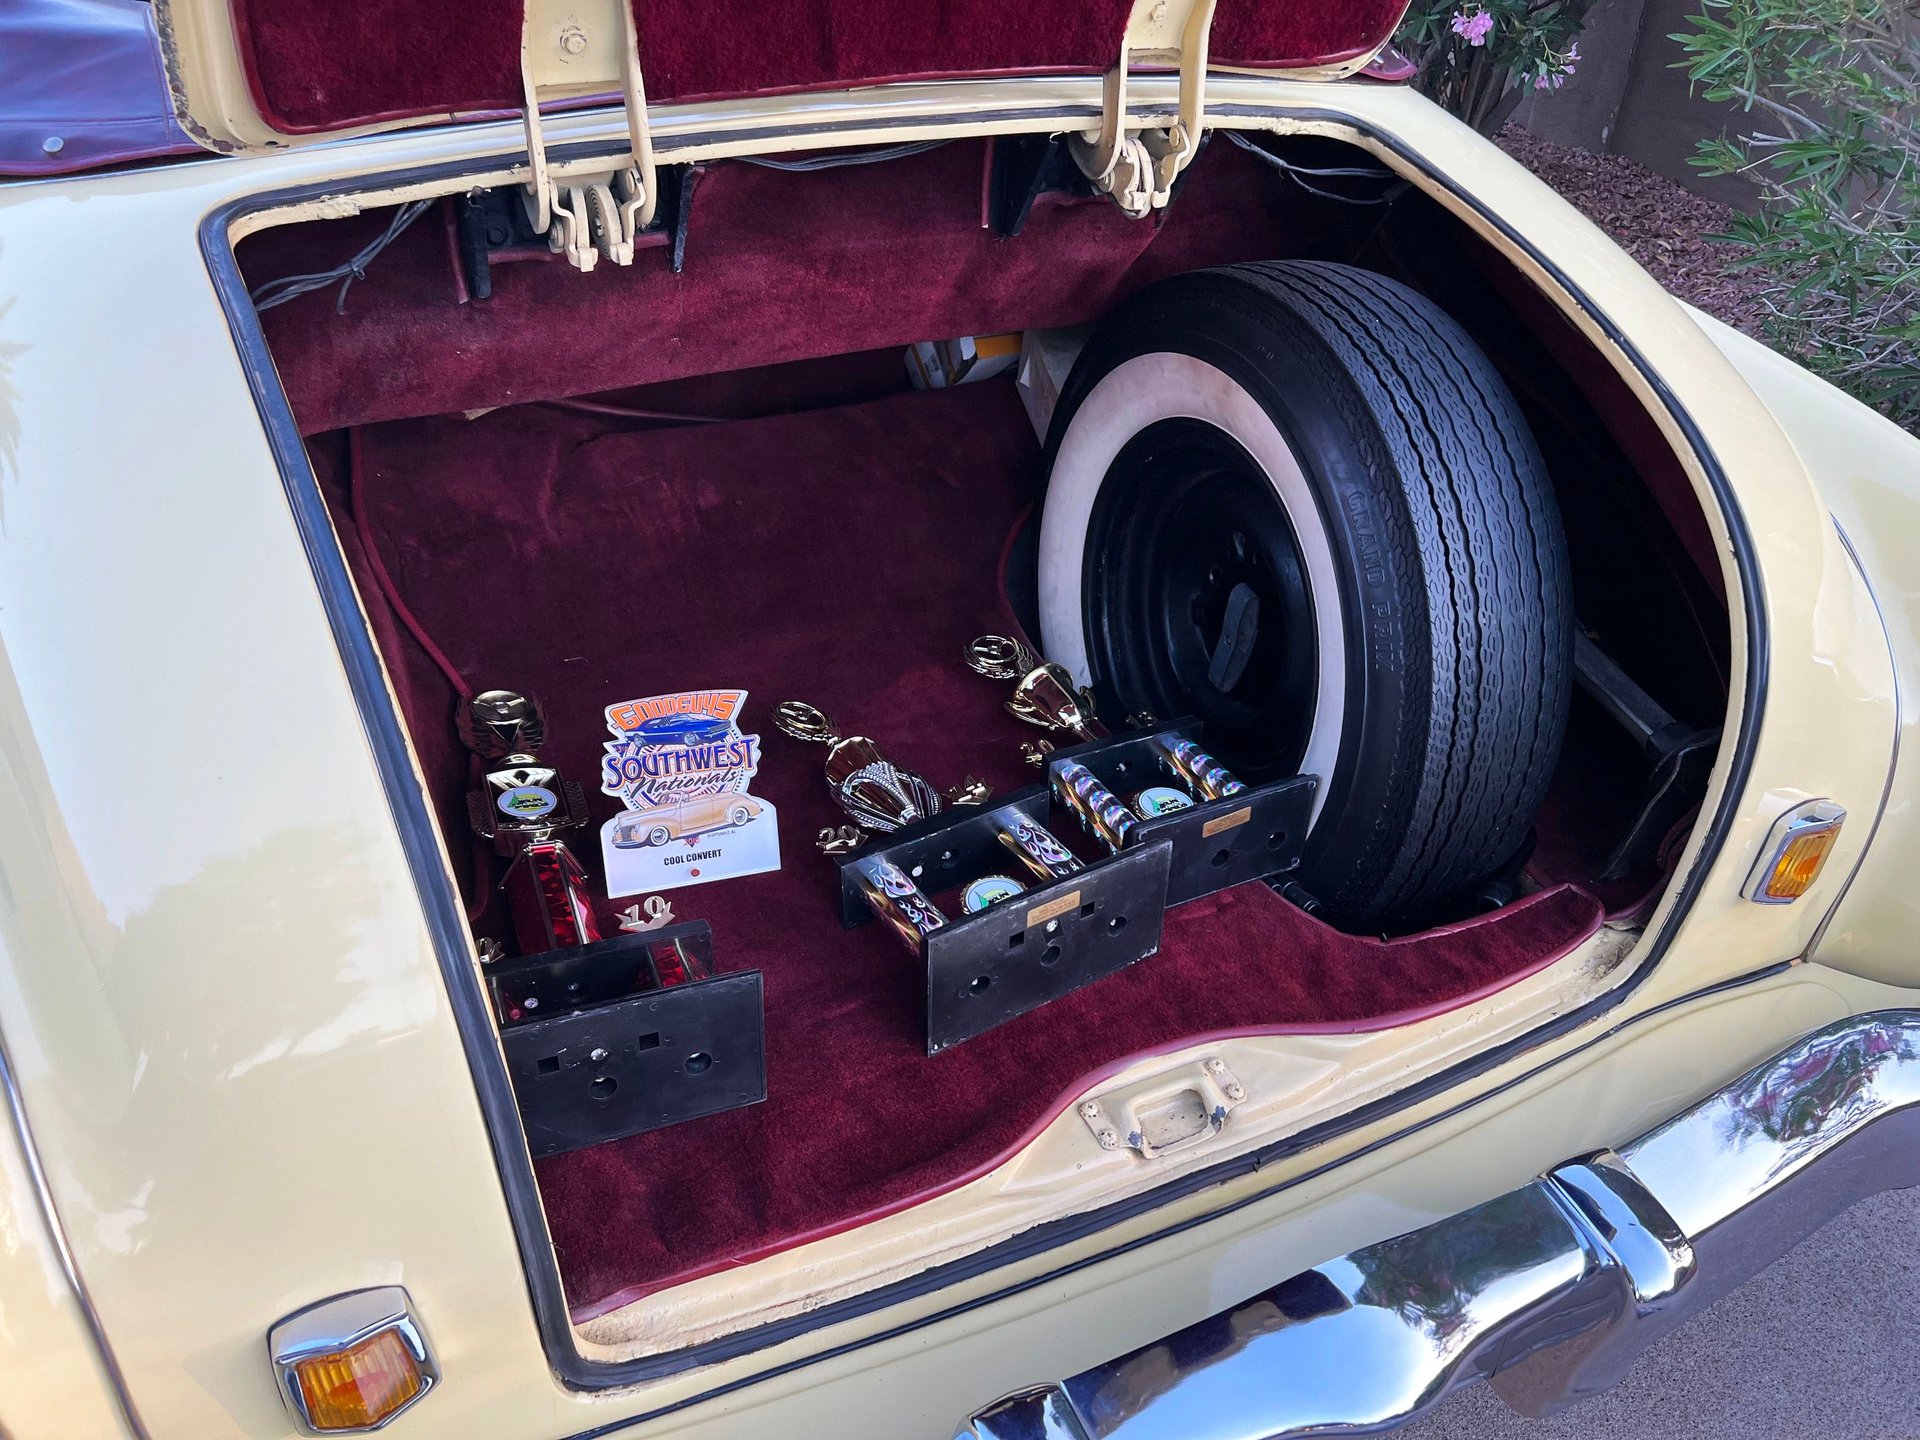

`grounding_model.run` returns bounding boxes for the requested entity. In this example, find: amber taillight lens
[1746,800,1846,905]
[290,1327,425,1431]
